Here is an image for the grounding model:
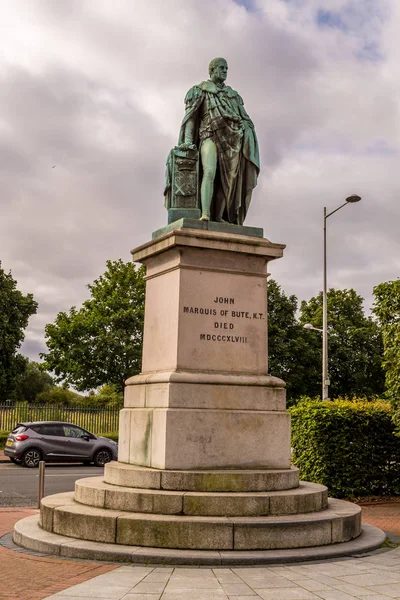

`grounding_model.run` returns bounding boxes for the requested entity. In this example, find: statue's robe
[178,80,260,225]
